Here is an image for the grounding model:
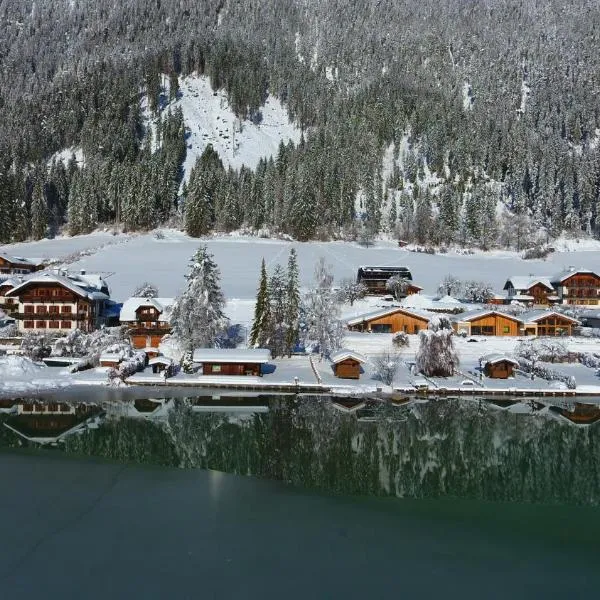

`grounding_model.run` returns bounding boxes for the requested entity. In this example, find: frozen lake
[0,451,599,599]
[4,230,600,302]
